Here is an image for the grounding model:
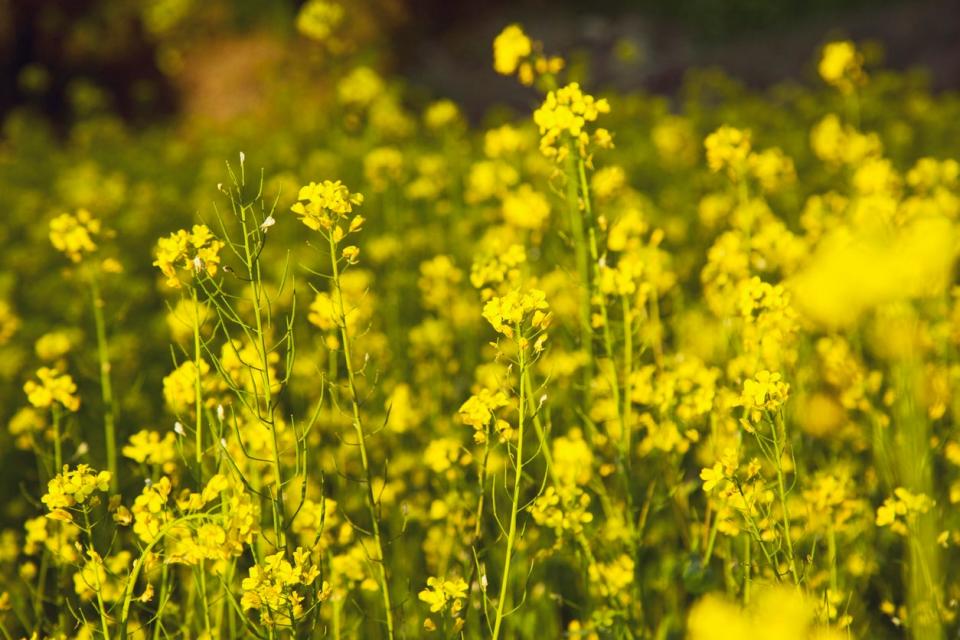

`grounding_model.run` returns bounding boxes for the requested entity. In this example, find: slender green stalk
[89,271,118,492]
[565,153,593,400]
[621,294,634,460]
[491,325,527,640]
[192,286,204,481]
[238,203,287,550]
[152,564,169,640]
[770,414,799,585]
[83,508,112,640]
[327,233,394,640]
[743,535,751,605]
